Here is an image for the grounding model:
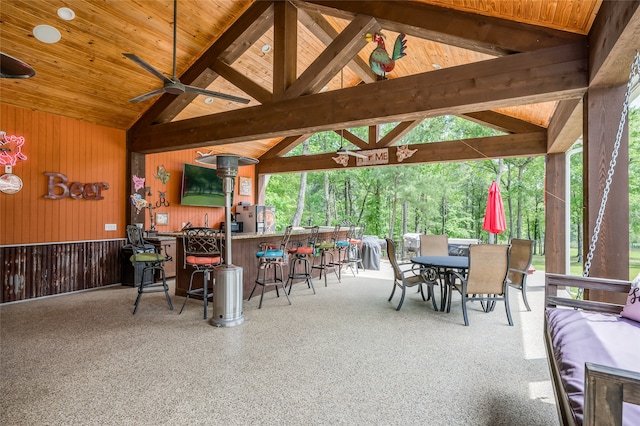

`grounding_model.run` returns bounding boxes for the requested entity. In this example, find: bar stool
[312,224,341,287]
[249,226,293,308]
[286,226,319,295]
[181,227,223,319]
[334,224,351,280]
[127,225,173,314]
[346,224,365,275]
